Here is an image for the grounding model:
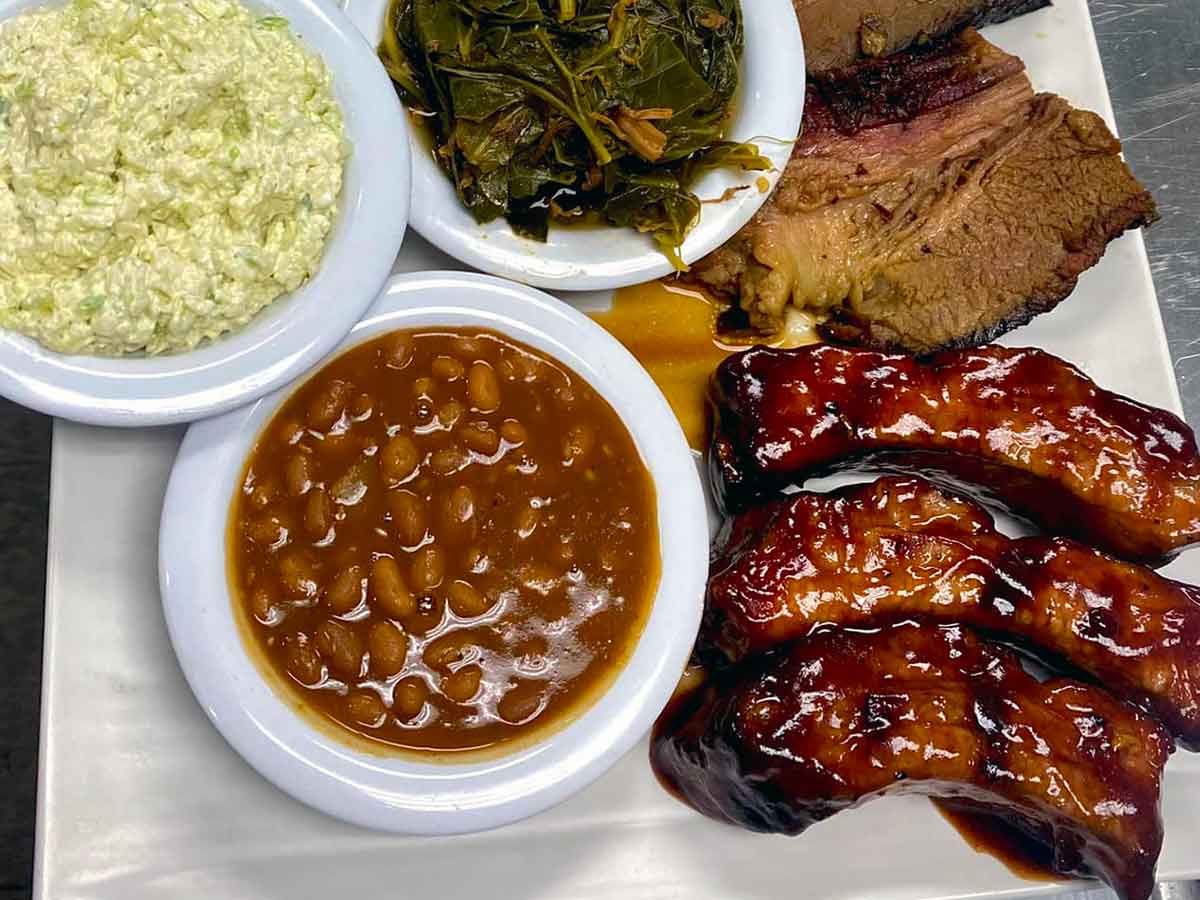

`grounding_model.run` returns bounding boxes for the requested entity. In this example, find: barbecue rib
[703,476,1200,747]
[709,344,1200,563]
[796,0,1049,73]
[652,623,1171,900]
[692,30,1158,353]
